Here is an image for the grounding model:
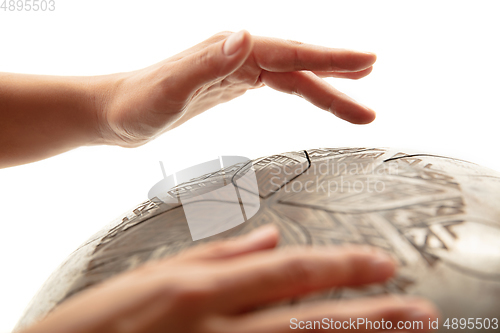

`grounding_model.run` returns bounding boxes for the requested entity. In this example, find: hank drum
[15,148,500,332]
